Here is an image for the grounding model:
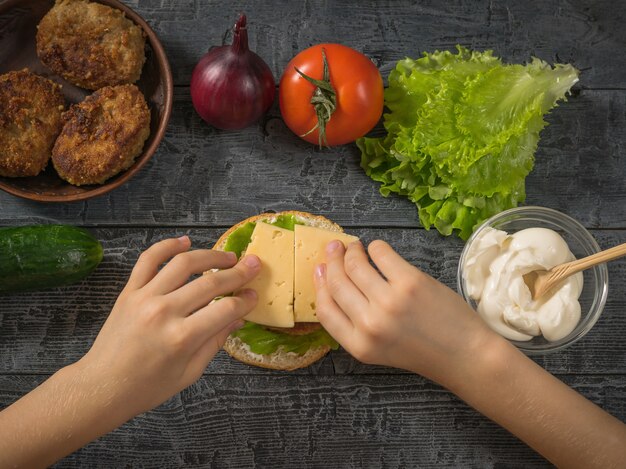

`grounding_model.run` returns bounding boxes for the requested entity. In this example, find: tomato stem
[294,48,336,148]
